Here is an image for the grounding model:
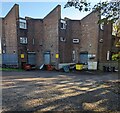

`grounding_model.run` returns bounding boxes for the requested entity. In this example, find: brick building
[1,4,117,70]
